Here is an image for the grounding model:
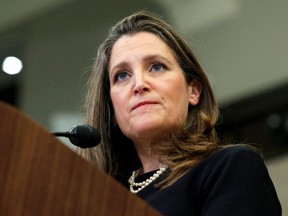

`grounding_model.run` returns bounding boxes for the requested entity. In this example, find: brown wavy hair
[79,11,220,187]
